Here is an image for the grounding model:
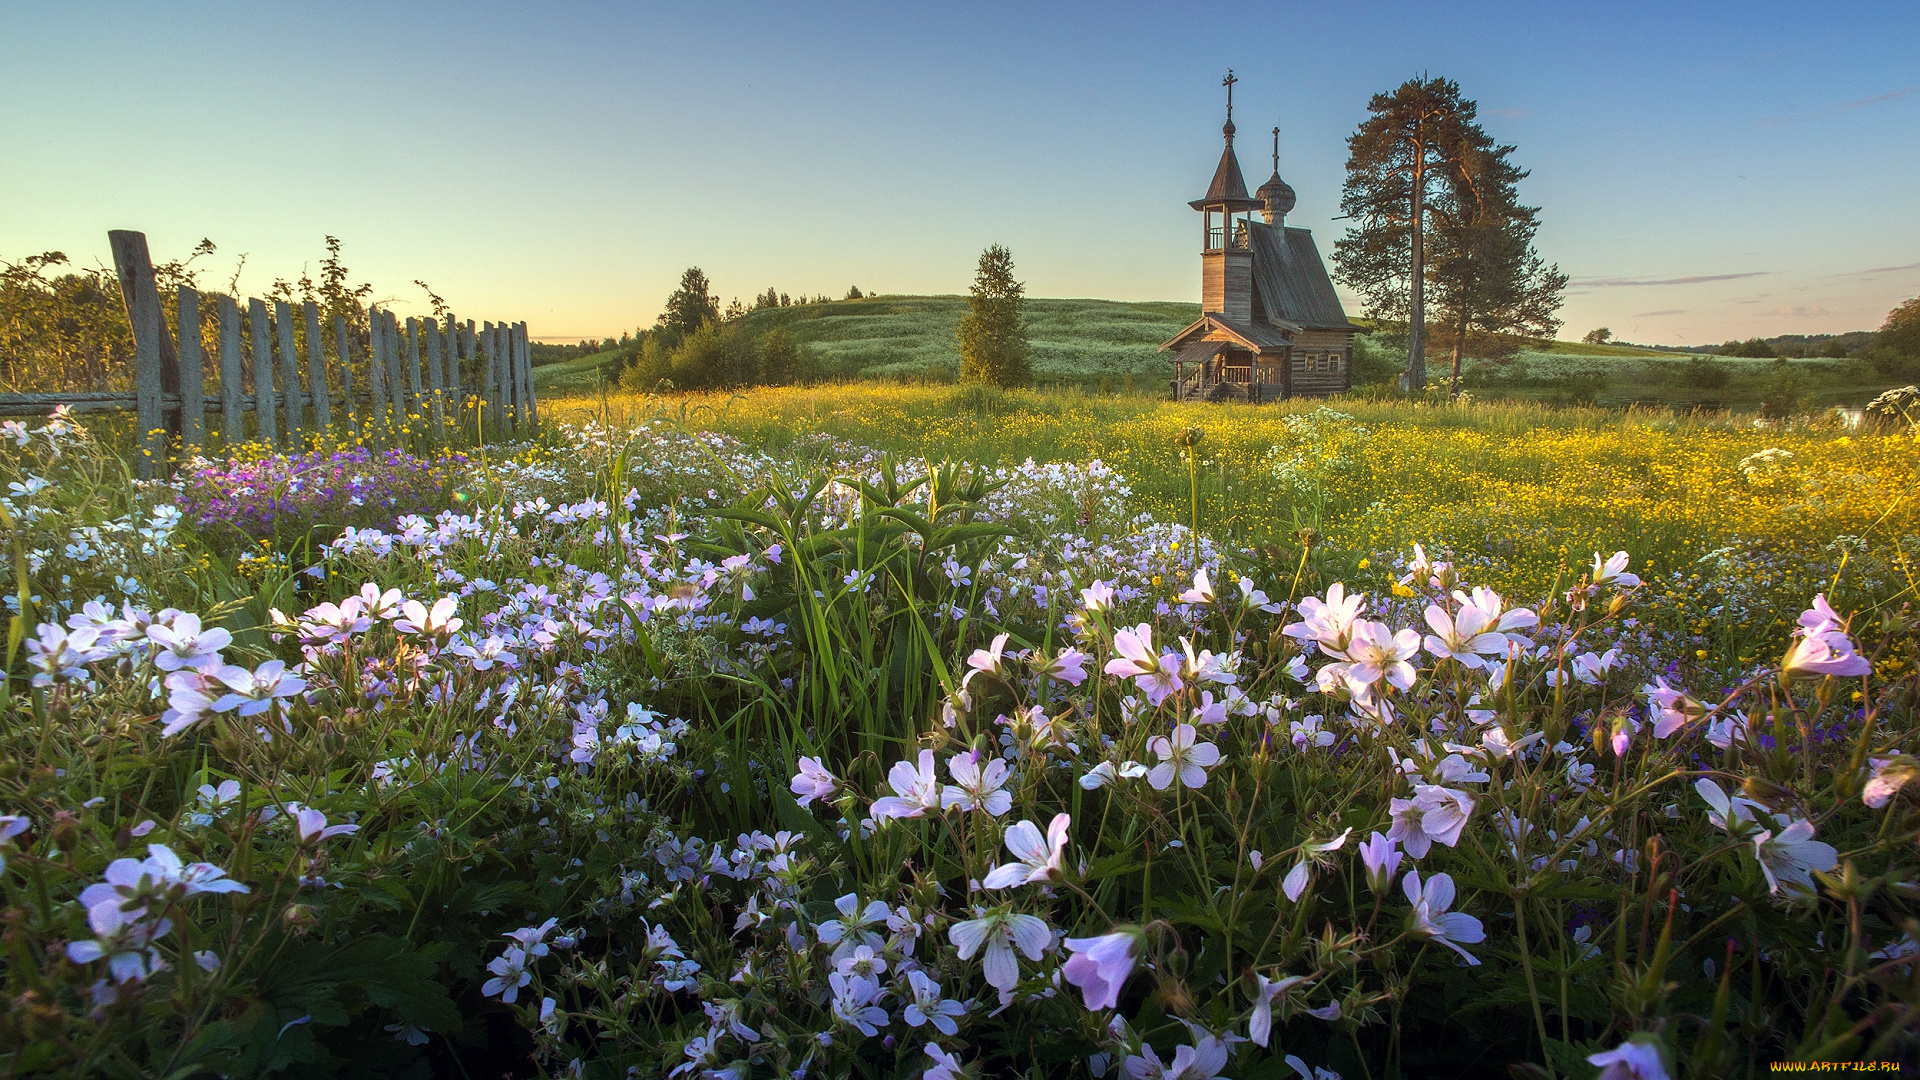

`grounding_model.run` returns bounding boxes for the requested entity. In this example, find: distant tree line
[1705,332,1874,360]
[610,250,1042,394]
[617,268,841,392]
